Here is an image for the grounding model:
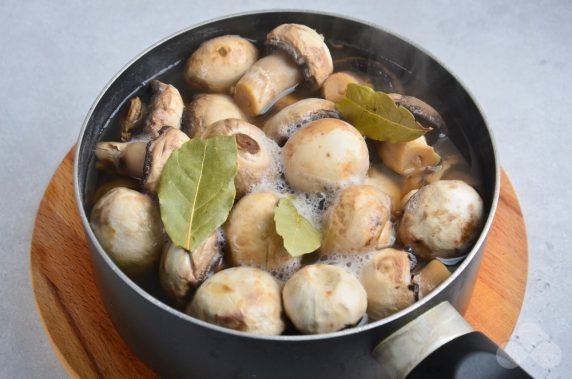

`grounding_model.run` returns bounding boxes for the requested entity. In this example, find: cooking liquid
[90,36,484,319]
